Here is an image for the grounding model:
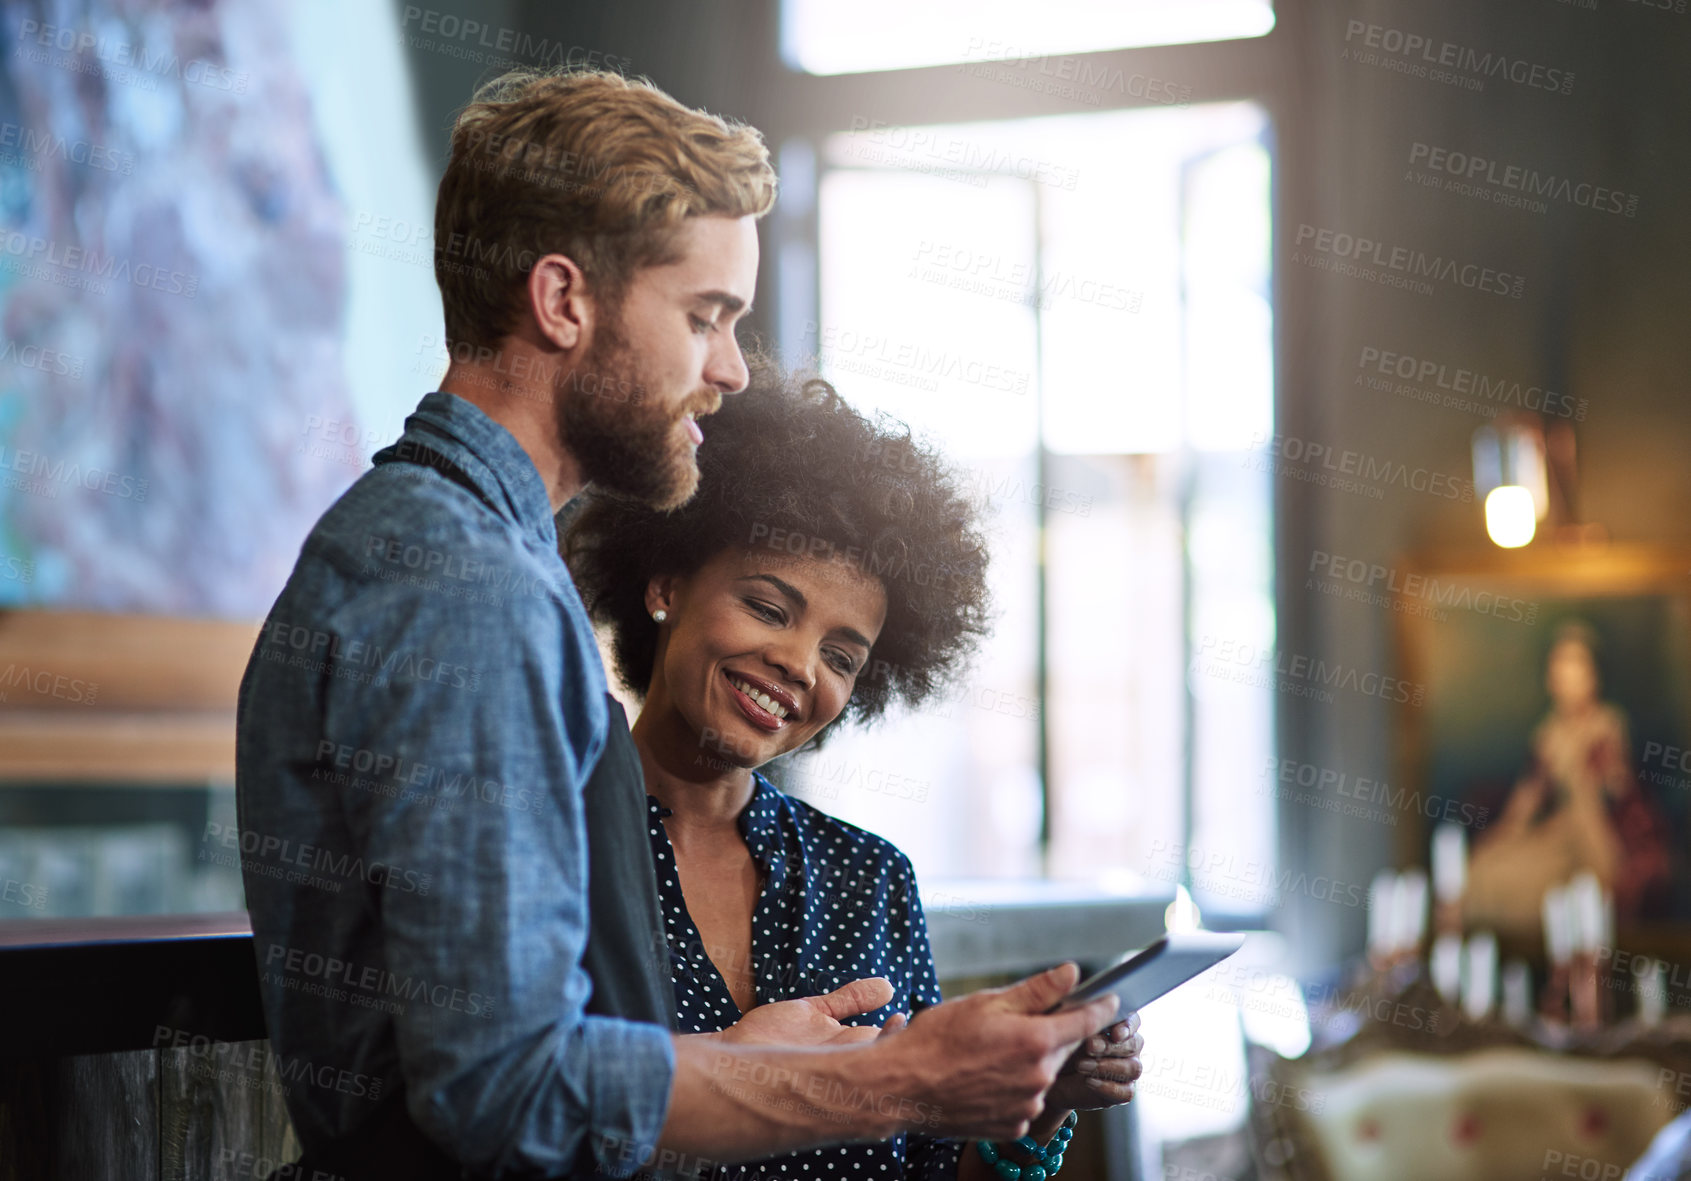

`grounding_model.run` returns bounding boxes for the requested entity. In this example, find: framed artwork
[0,2,434,618]
[1395,545,1691,960]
